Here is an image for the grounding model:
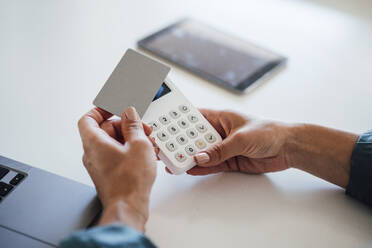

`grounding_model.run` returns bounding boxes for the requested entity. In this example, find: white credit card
[93,49,170,117]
